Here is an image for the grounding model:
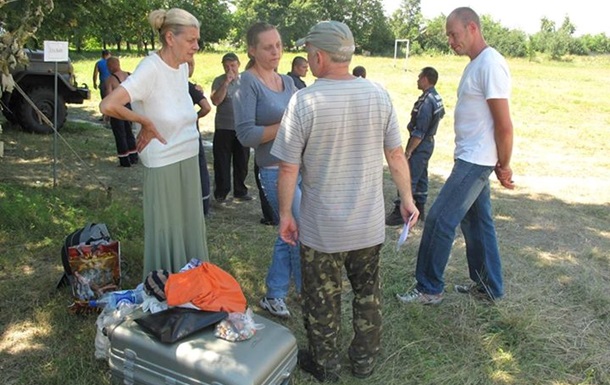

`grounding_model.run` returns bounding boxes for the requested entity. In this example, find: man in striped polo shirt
[271,21,419,383]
